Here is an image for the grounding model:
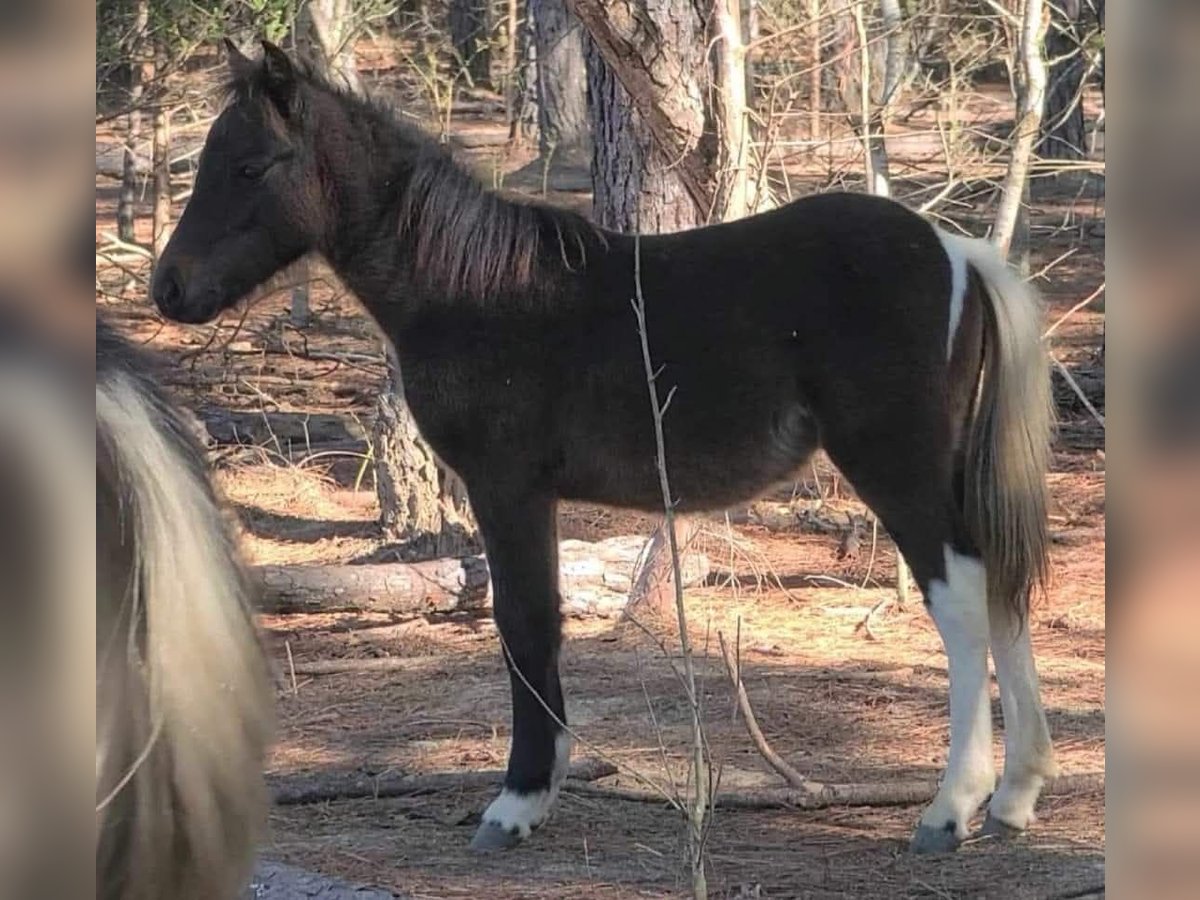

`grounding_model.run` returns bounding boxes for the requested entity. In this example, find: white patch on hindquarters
[481,732,574,839]
[935,228,971,360]
[918,546,996,839]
